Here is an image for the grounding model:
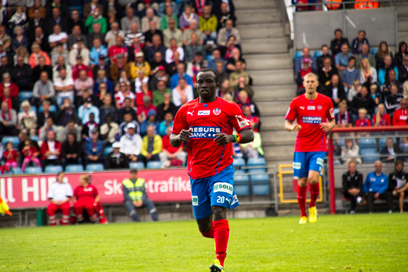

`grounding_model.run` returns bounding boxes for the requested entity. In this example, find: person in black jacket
[318,57,337,87]
[398,55,408,84]
[37,100,55,128]
[325,74,346,108]
[350,86,376,121]
[388,160,408,213]
[342,160,364,214]
[330,29,350,57]
[380,138,402,163]
[62,133,82,167]
[105,142,129,169]
[55,98,80,126]
[385,83,404,117]
[12,56,33,91]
